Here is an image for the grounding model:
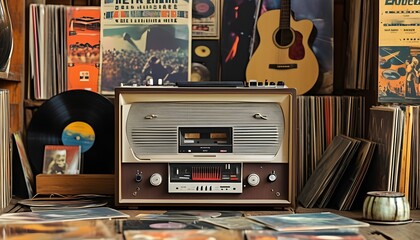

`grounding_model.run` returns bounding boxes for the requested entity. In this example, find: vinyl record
[193,0,215,19]
[166,210,243,218]
[191,62,211,82]
[194,45,211,58]
[26,90,114,175]
[192,40,220,81]
[122,220,202,231]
